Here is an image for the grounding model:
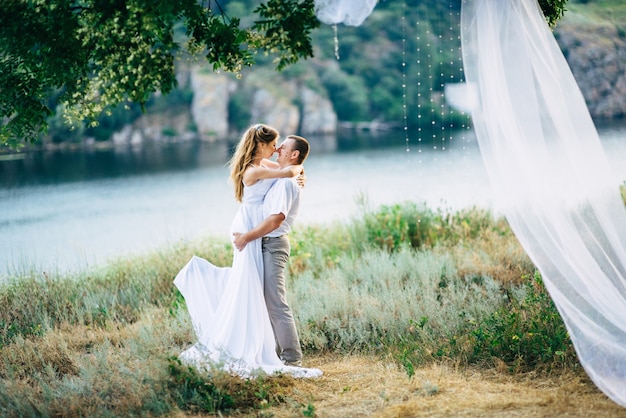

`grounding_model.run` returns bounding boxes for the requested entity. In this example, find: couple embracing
[174,124,322,378]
